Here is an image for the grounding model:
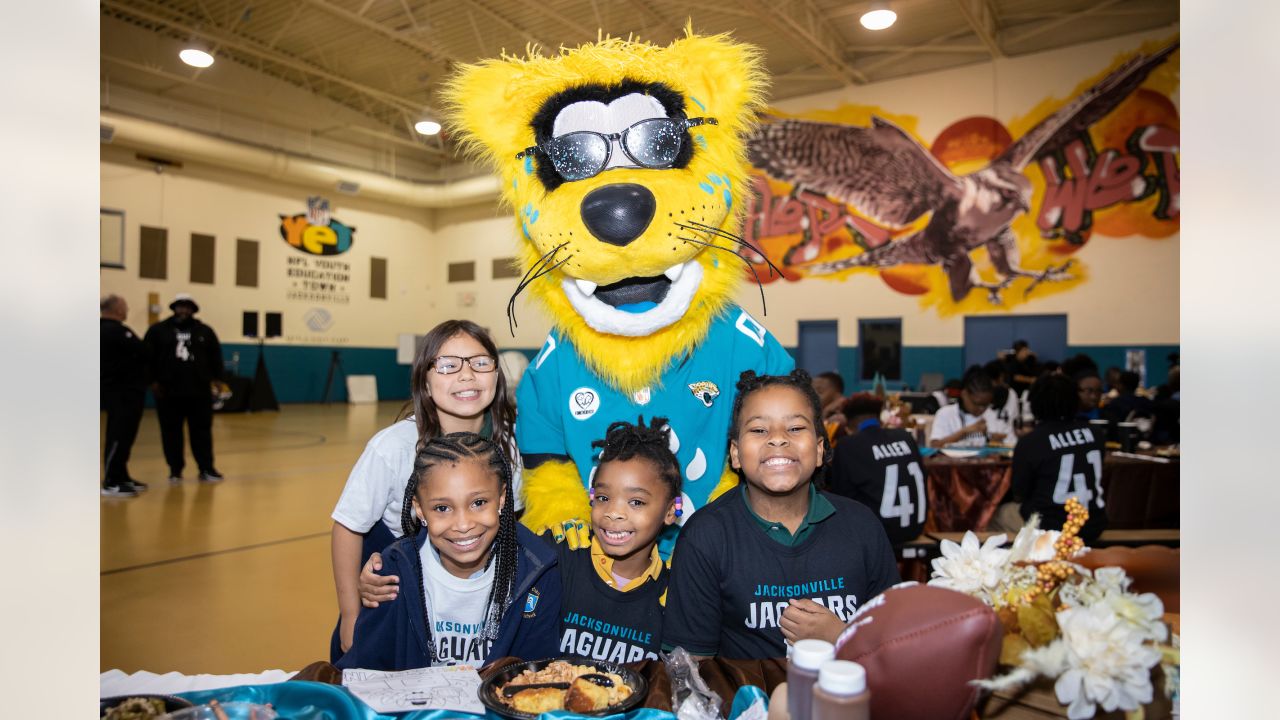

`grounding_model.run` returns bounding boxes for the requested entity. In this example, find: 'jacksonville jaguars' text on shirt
[661,487,900,659]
